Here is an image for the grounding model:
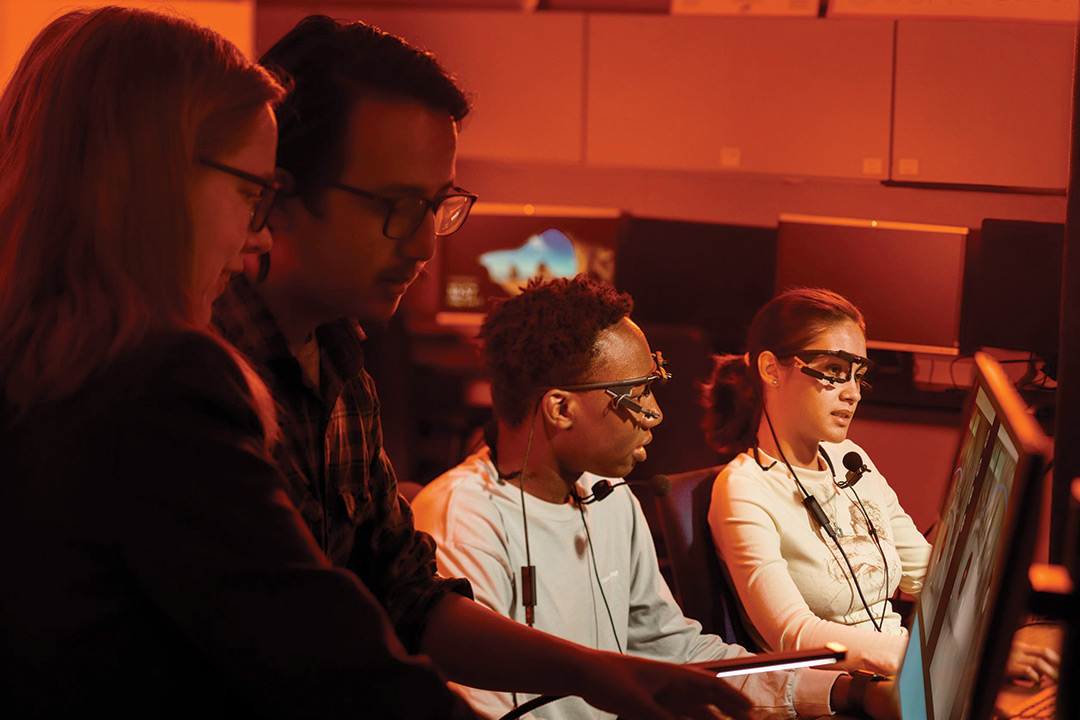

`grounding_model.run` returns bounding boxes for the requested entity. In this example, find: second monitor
[776,214,969,356]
